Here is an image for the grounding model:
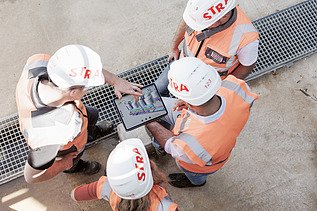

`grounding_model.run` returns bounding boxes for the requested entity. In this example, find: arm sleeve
[24,160,47,184]
[237,40,259,66]
[71,176,112,202]
[160,195,179,211]
[71,180,99,201]
[97,176,112,201]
